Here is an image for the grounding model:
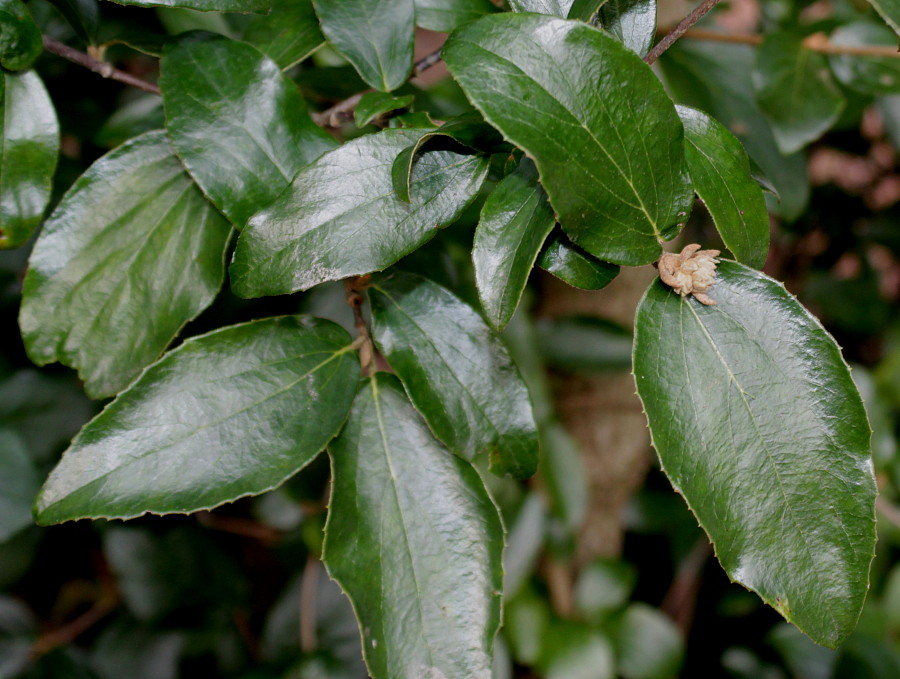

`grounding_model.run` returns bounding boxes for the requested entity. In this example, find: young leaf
[866,0,900,36]
[161,35,337,229]
[473,158,556,329]
[599,0,656,57]
[242,0,325,70]
[633,261,877,648]
[444,13,693,266]
[0,0,41,70]
[538,233,620,290]
[19,131,231,399]
[230,128,489,297]
[752,32,845,155]
[0,71,59,250]
[0,429,39,542]
[677,105,769,269]
[312,0,414,91]
[108,0,269,11]
[414,0,496,32]
[323,373,503,679]
[508,0,573,17]
[369,272,539,478]
[34,316,359,524]
[354,92,414,128]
